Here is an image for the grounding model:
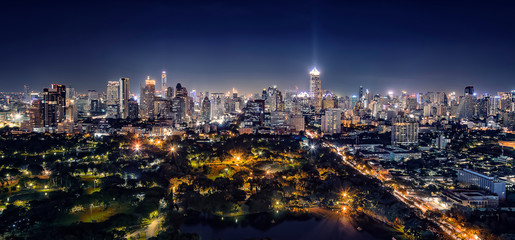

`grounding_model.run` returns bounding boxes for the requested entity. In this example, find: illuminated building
[166,87,174,100]
[42,84,66,127]
[119,77,130,119]
[309,67,322,113]
[391,117,419,146]
[161,71,167,93]
[29,99,44,128]
[106,81,120,118]
[200,94,211,122]
[140,76,156,120]
[172,83,188,123]
[321,108,342,134]
[458,169,506,201]
[128,98,139,120]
